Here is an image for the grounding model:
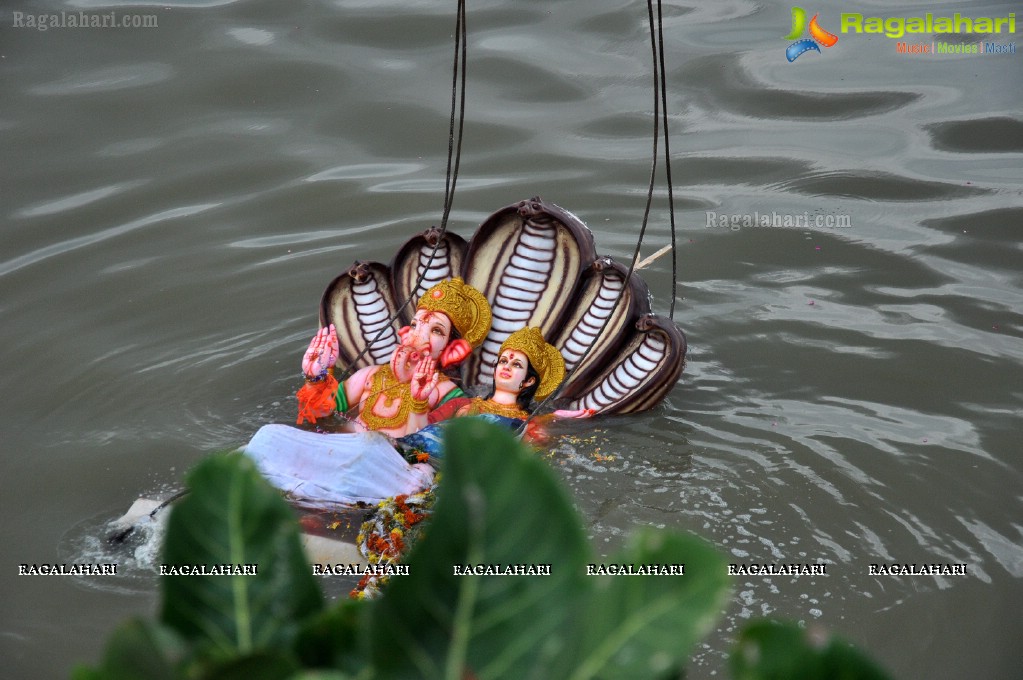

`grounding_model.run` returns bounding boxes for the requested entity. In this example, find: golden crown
[499,327,566,400]
[416,277,492,348]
